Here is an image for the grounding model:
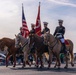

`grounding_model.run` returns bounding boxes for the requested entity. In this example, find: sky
[0,0,76,53]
